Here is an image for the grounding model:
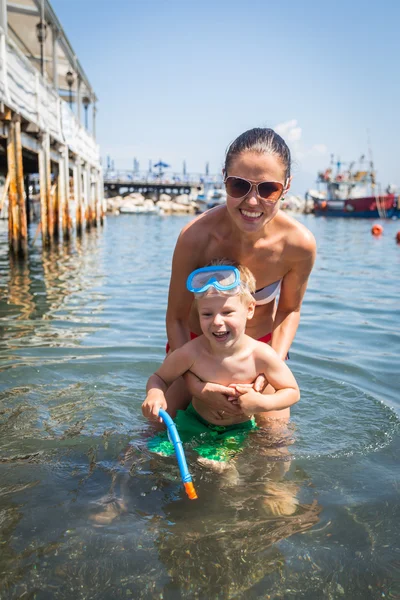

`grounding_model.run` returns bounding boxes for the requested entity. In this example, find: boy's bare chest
[193,353,258,386]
